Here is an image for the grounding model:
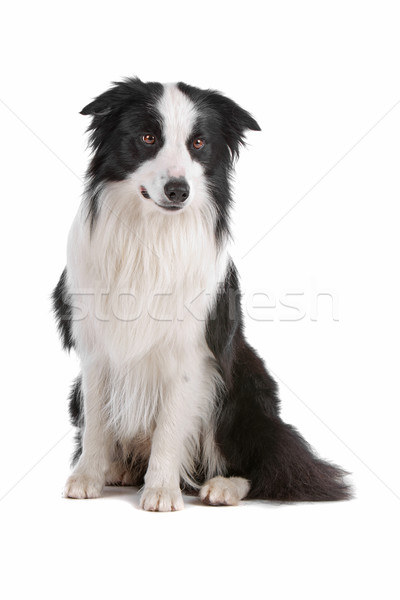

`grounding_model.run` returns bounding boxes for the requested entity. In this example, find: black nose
[164,178,190,203]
